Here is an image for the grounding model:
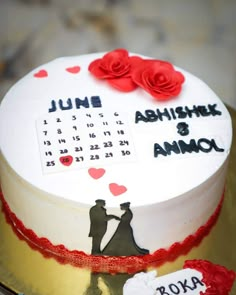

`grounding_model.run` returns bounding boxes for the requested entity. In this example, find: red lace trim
[184,260,236,295]
[0,190,224,274]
